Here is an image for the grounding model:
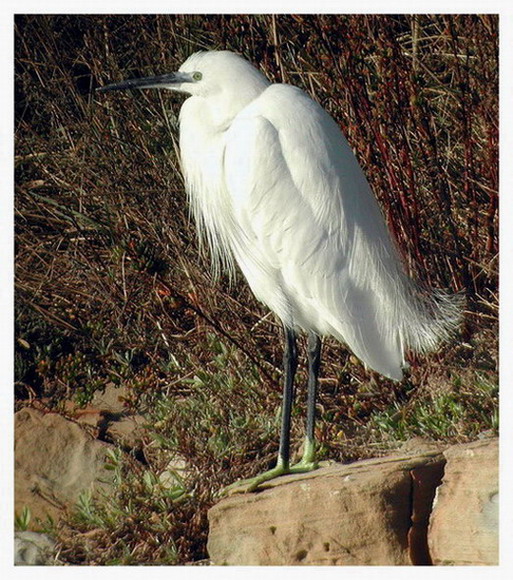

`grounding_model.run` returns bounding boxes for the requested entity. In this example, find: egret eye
[192,71,202,81]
